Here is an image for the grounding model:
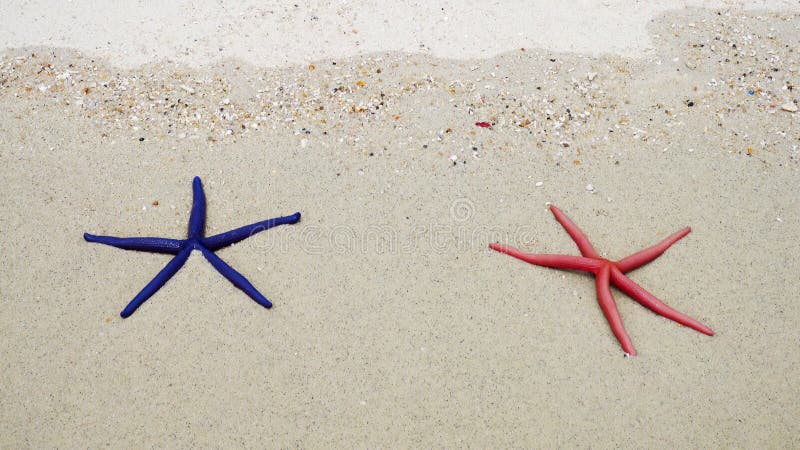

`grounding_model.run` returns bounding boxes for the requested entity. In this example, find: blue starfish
[84,176,301,318]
